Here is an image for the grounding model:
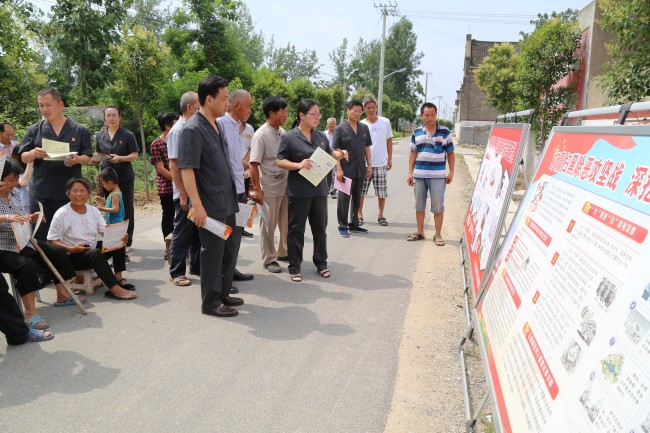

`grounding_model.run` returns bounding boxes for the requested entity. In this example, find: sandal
[319,269,331,278]
[433,234,446,246]
[406,232,425,242]
[54,295,87,307]
[290,274,302,283]
[118,279,136,290]
[26,314,49,330]
[169,276,191,287]
[104,291,137,300]
[27,329,54,342]
[378,217,388,226]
